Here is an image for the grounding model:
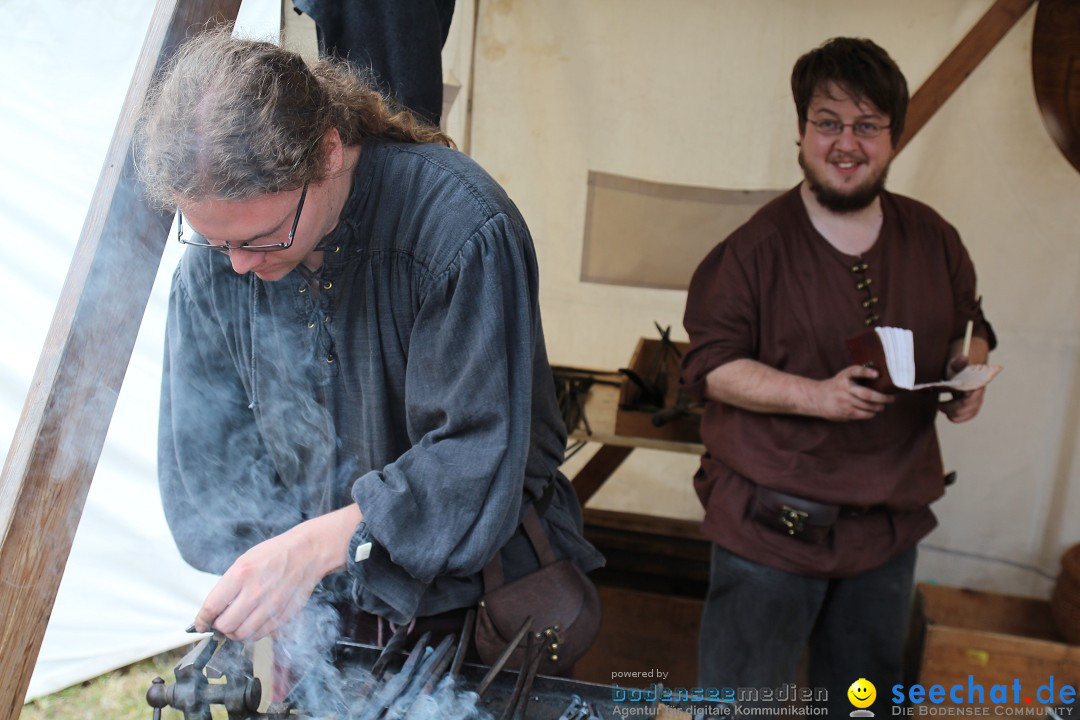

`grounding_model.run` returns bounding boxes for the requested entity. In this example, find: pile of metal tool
[618,322,698,429]
[551,365,623,460]
[145,612,614,720]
